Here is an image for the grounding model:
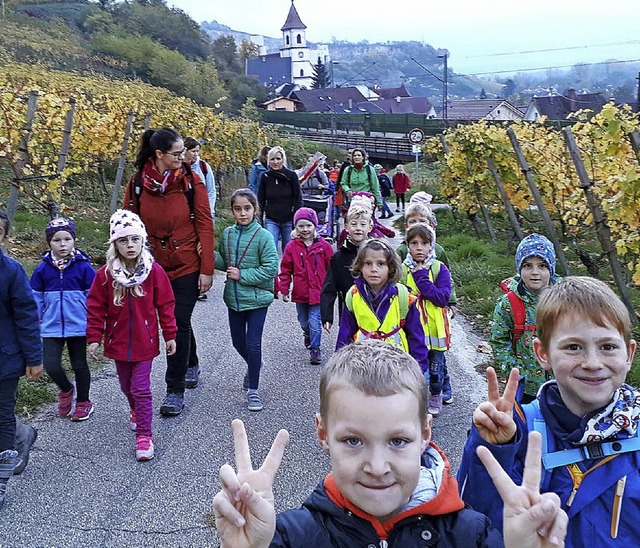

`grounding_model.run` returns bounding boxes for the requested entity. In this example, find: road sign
[412,144,422,154]
[408,127,425,144]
